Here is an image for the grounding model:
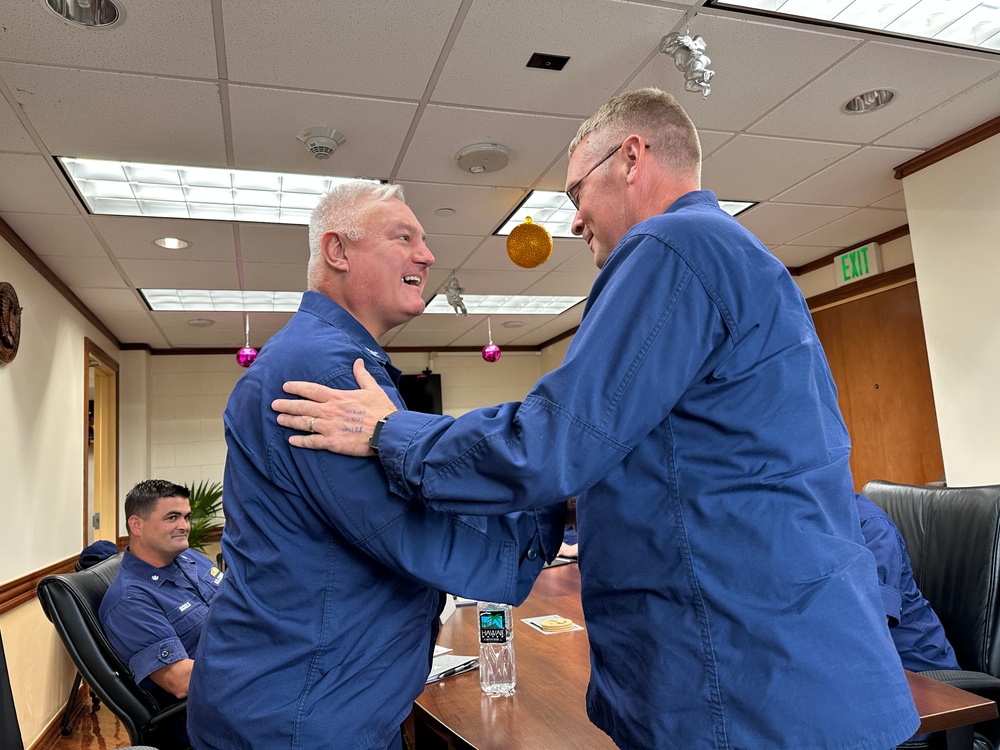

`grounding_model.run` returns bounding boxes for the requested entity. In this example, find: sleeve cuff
[129,636,188,685]
[879,582,902,627]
